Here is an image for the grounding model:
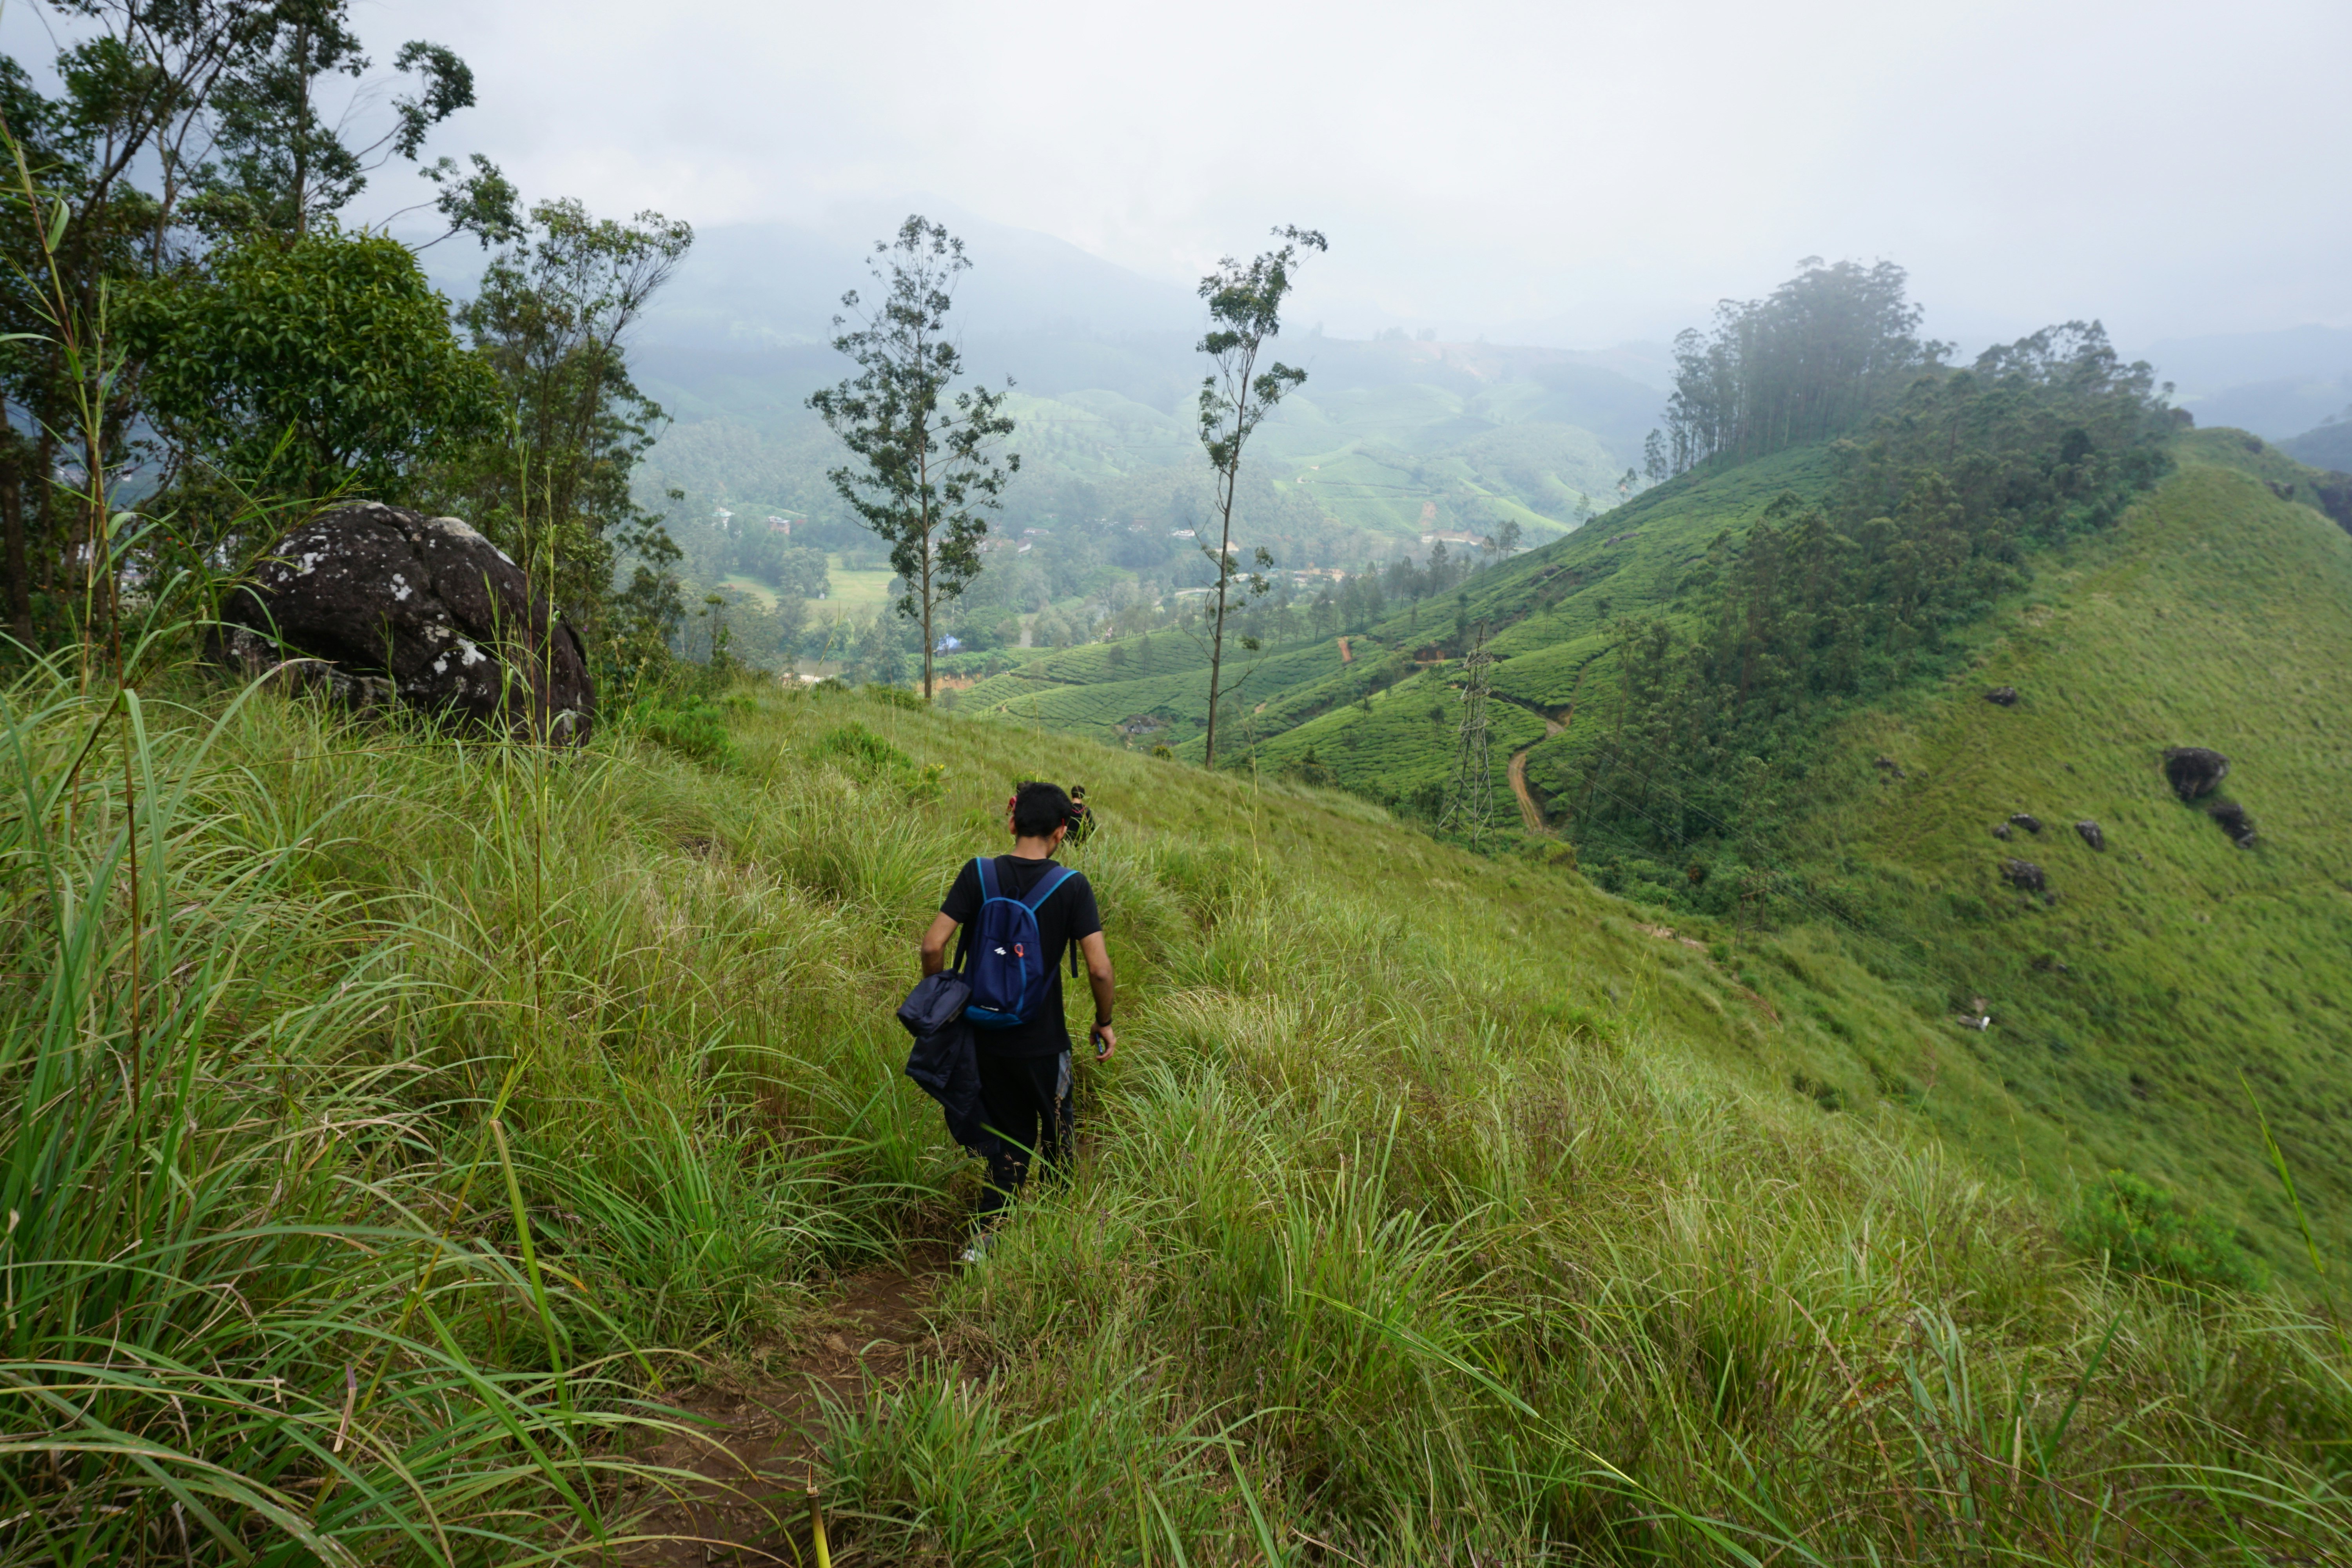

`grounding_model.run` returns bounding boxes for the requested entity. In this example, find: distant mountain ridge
[2139,323,2352,438]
